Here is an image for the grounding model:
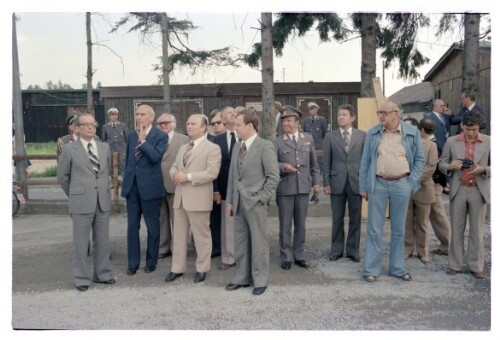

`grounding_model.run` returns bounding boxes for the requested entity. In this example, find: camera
[460,159,473,169]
